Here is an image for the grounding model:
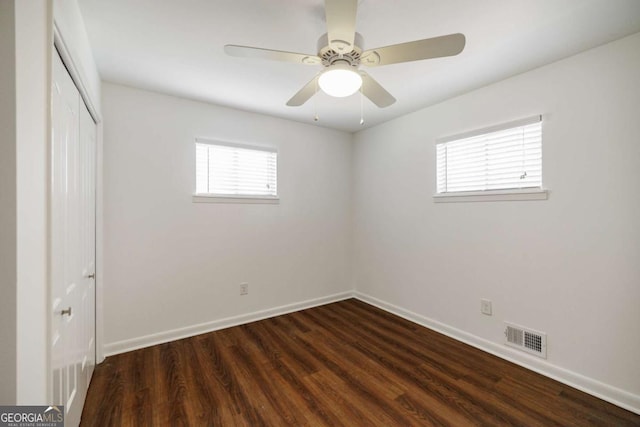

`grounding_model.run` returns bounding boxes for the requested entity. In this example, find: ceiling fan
[225,0,465,108]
